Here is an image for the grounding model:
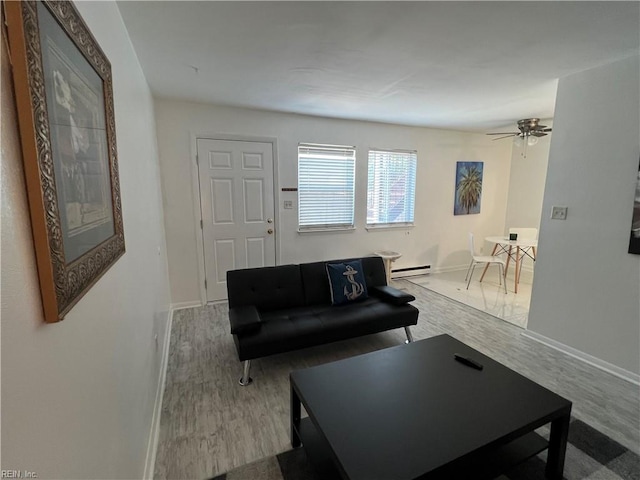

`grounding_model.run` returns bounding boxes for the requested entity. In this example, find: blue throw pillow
[326,260,368,306]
